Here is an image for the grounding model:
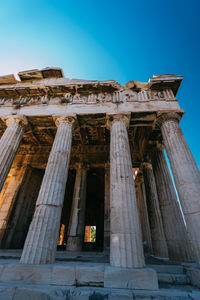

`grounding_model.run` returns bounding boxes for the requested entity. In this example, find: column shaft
[143,163,168,257]
[136,178,153,254]
[20,115,76,264]
[104,163,110,251]
[159,114,200,264]
[153,147,193,262]
[0,116,27,192]
[67,165,87,251]
[108,114,145,268]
